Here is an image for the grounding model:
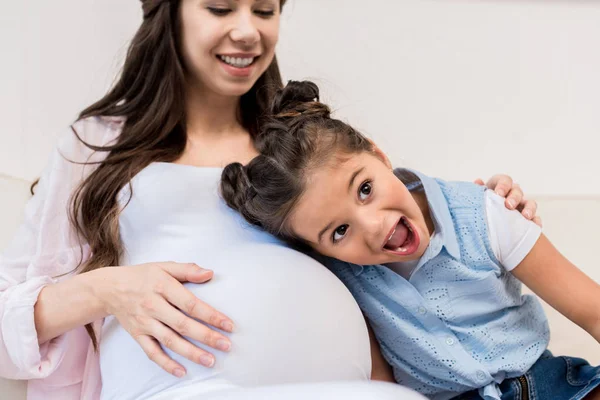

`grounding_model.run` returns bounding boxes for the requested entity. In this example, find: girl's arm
[512,234,600,342]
